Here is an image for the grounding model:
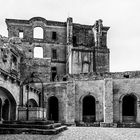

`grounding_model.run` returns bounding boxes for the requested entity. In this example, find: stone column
[136,101,140,123]
[66,17,73,74]
[103,78,113,123]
